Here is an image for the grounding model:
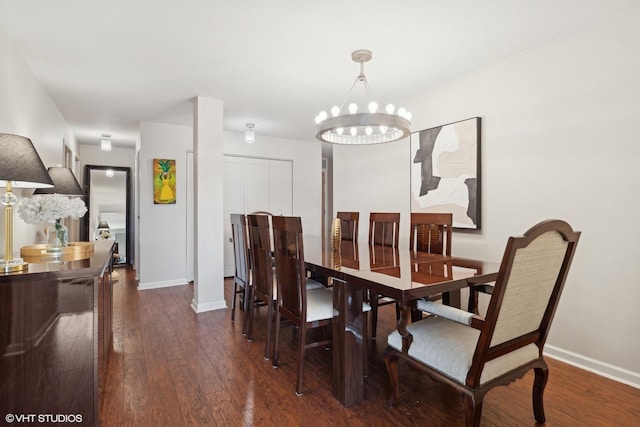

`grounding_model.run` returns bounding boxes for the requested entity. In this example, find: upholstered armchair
[384,219,580,427]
